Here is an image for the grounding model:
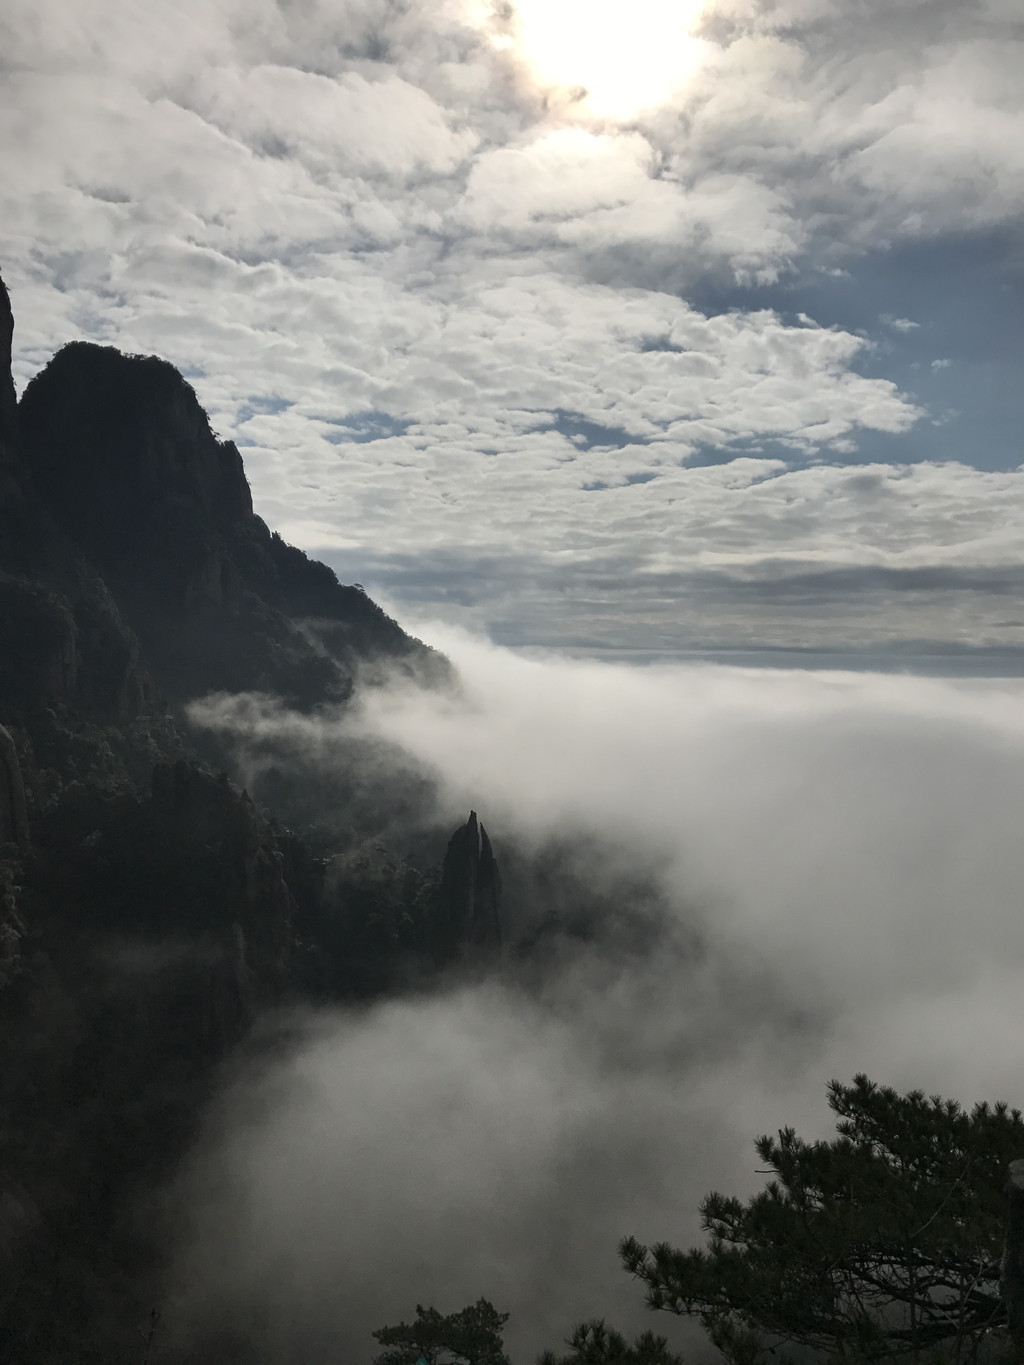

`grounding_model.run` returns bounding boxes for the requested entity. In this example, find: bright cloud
[1,0,1021,650]
[172,639,1024,1360]
[492,0,709,118]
